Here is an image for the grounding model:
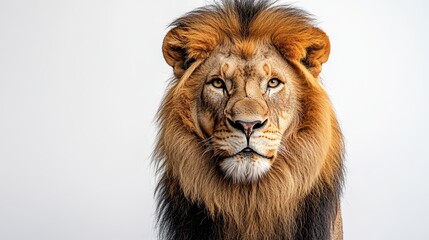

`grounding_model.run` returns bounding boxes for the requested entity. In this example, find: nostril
[227,118,243,131]
[253,120,267,130]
